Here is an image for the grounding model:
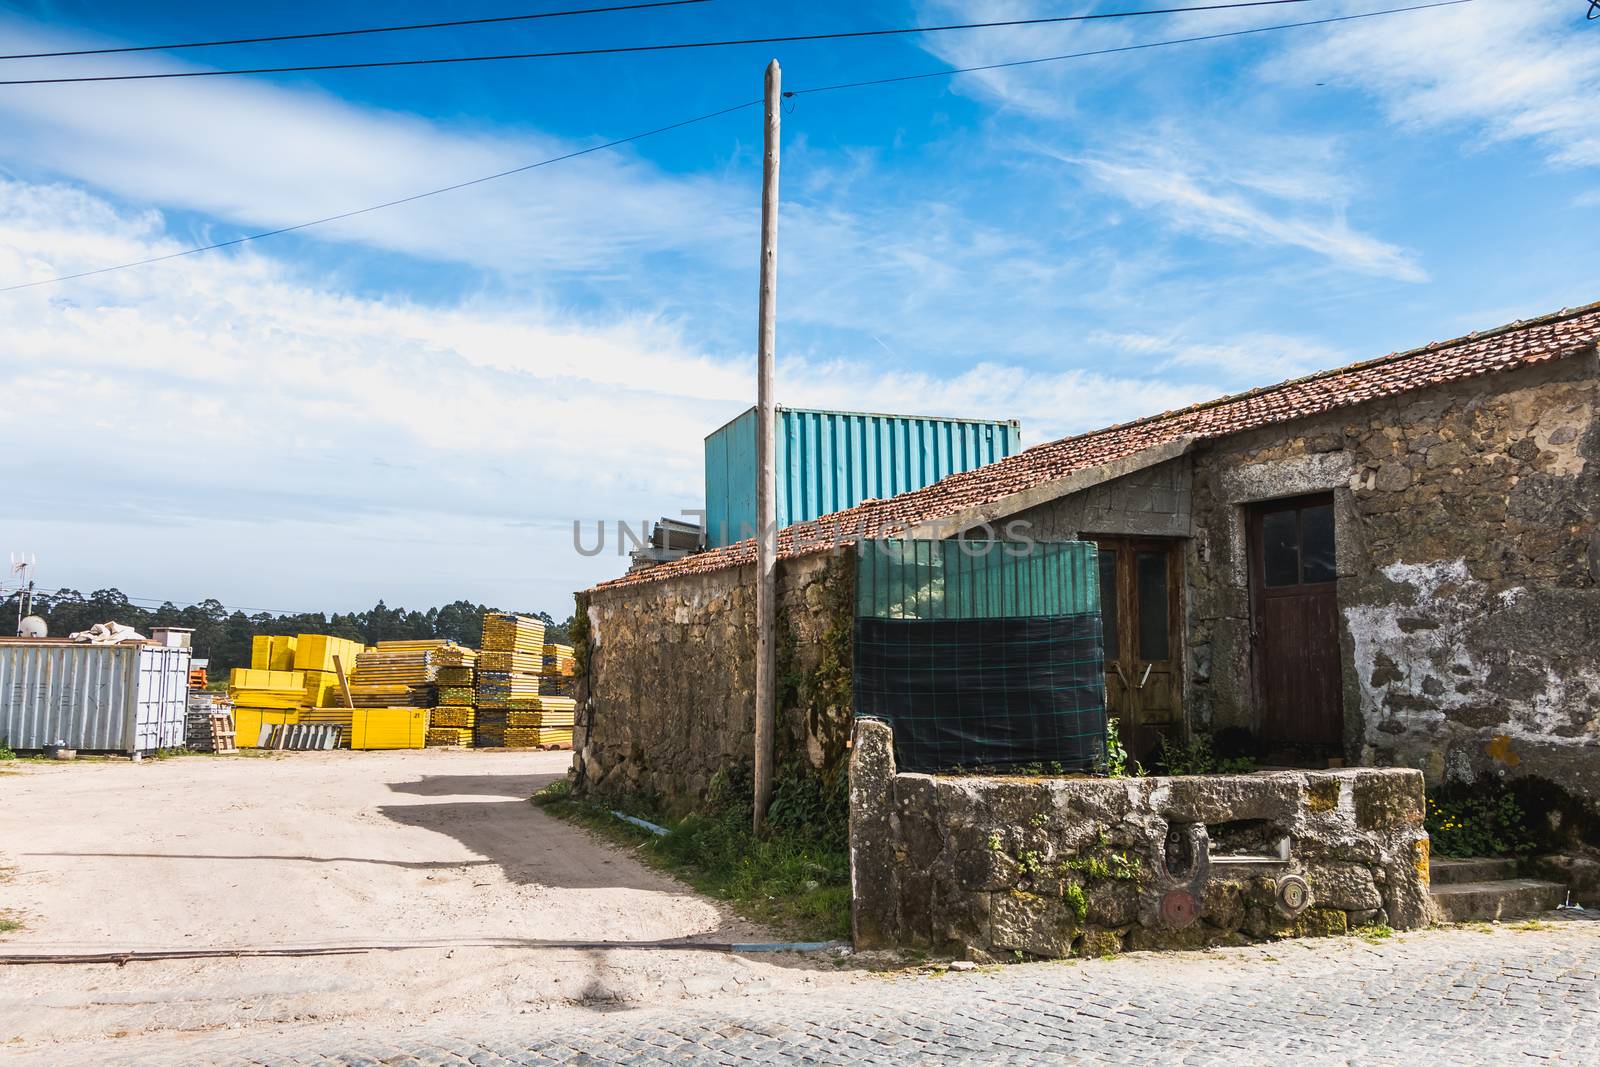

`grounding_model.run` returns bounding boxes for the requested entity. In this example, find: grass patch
[0,744,15,761]
[0,913,23,936]
[1354,924,1395,944]
[533,769,851,942]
